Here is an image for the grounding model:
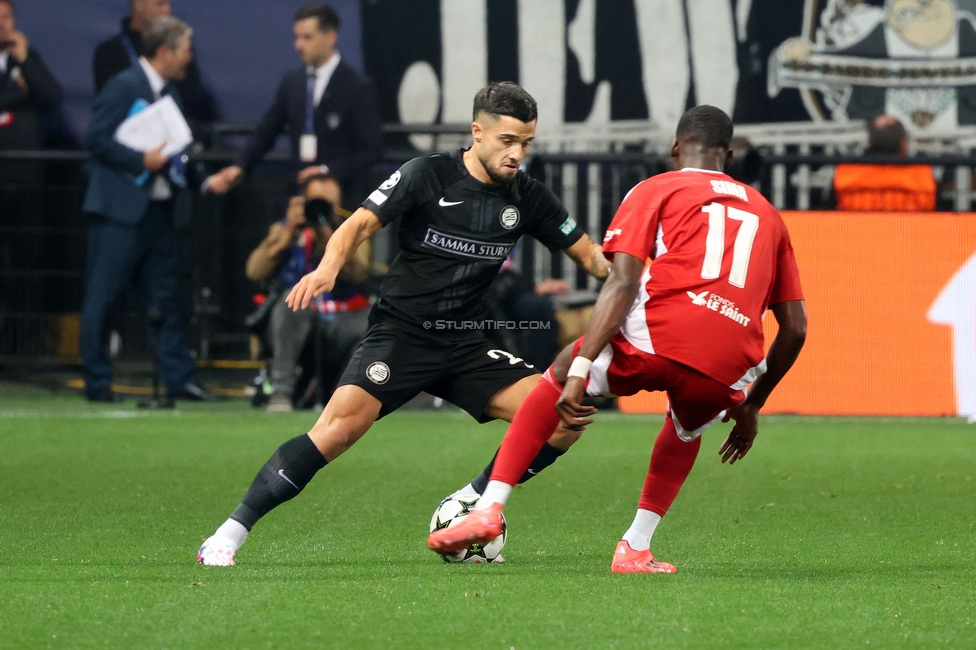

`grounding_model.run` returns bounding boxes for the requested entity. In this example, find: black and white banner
[362,0,976,136]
